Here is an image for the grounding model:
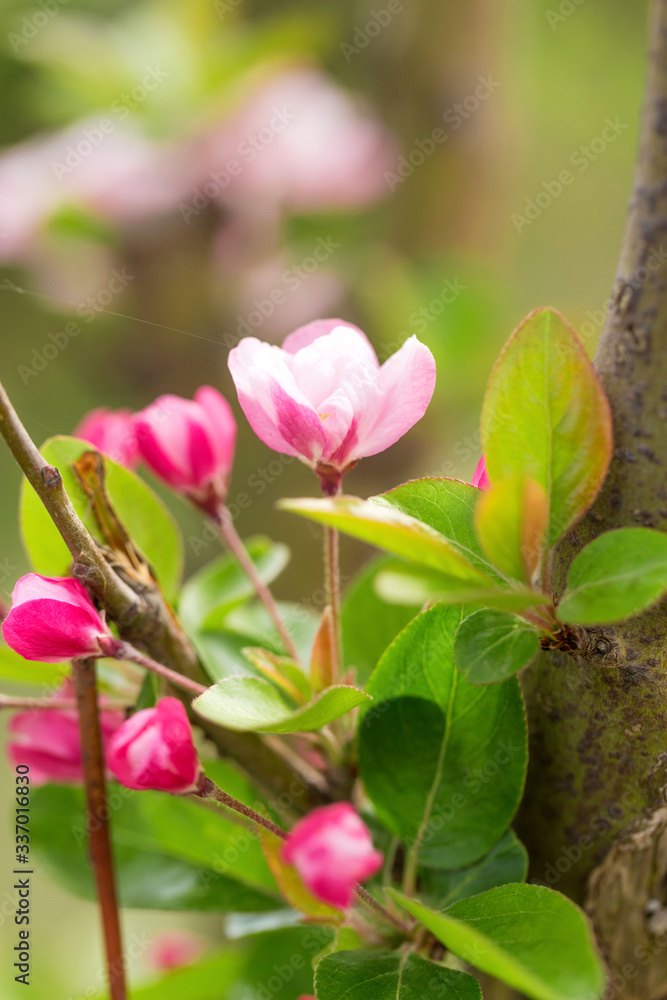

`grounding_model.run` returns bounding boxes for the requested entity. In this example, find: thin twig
[72,658,126,1000]
[109,641,207,698]
[216,506,301,662]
